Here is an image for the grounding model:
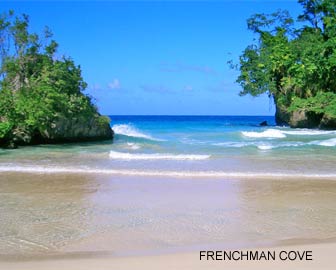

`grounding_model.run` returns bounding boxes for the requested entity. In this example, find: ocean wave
[0,165,335,179]
[126,143,141,150]
[109,151,210,160]
[214,140,335,150]
[242,128,336,139]
[282,129,336,136]
[242,129,286,138]
[112,124,164,141]
[257,145,273,150]
[311,138,336,147]
[214,142,253,148]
